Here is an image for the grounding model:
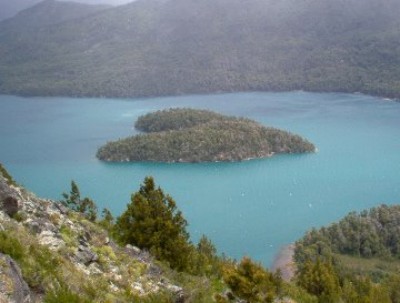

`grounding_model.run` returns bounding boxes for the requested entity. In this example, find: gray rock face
[76,245,99,265]
[0,179,21,217]
[0,253,31,303]
[0,174,187,301]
